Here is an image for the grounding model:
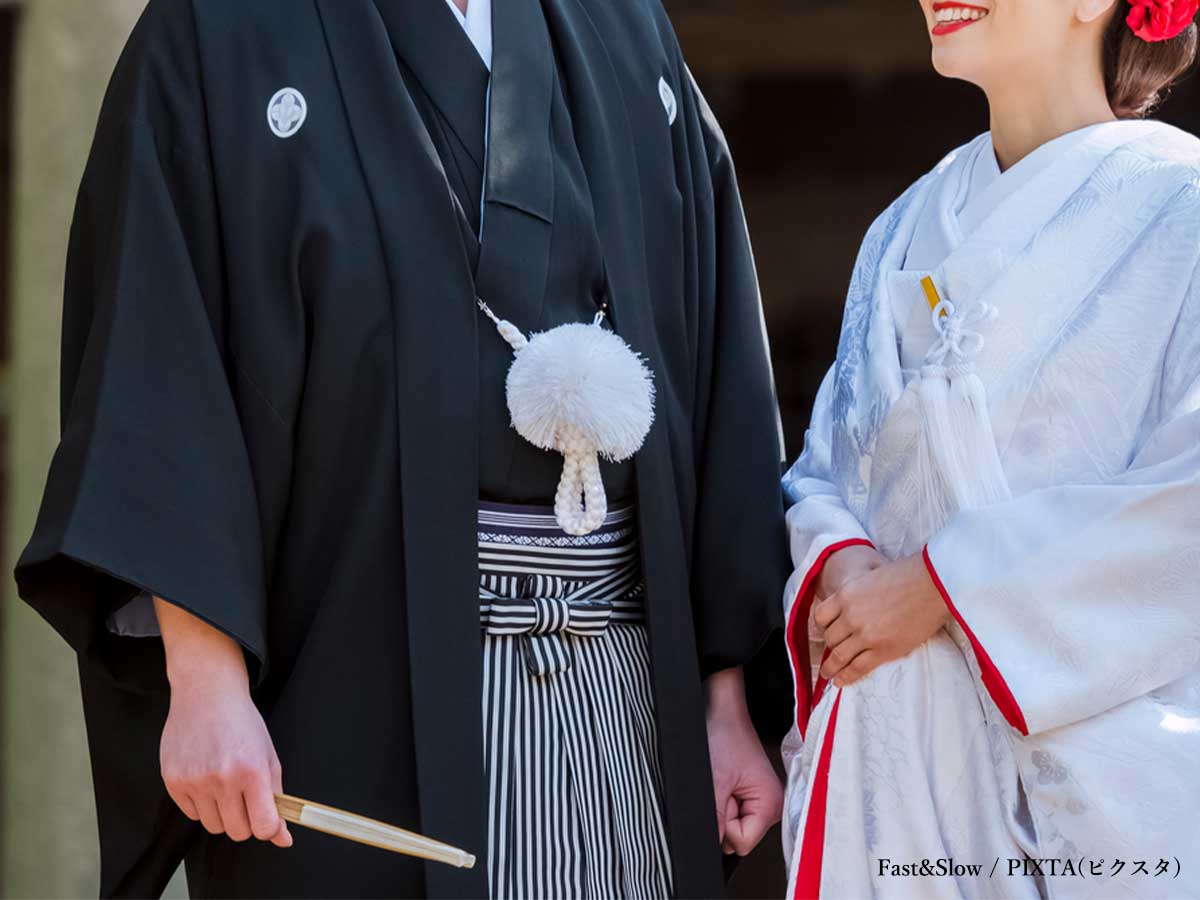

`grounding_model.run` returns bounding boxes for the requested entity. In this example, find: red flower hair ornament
[1127,0,1200,42]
